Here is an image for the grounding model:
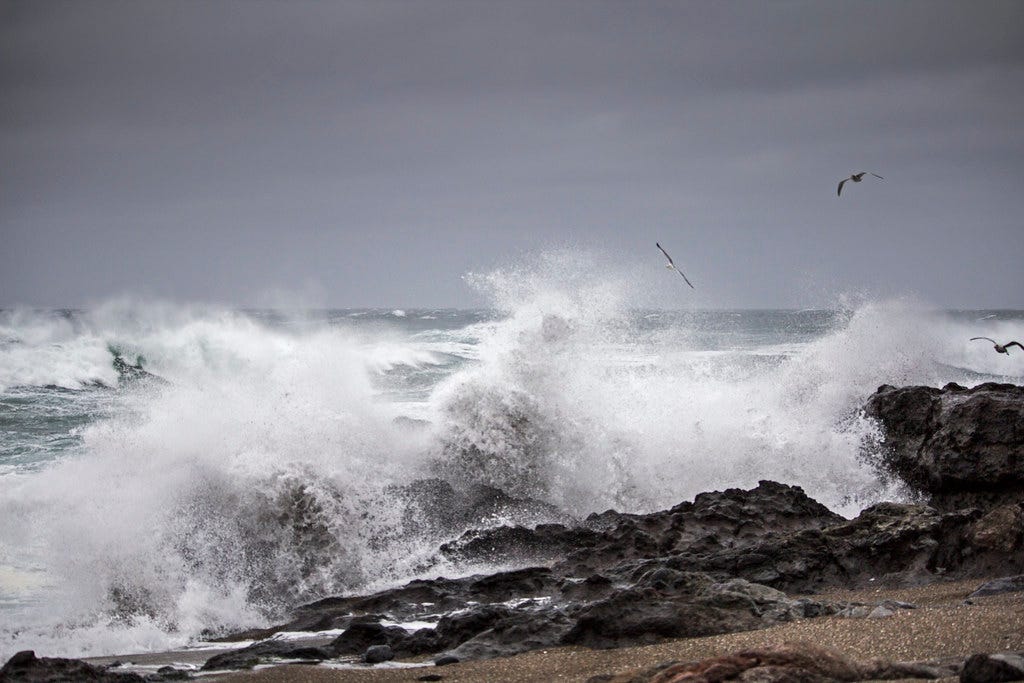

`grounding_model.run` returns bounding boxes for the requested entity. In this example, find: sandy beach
[204,578,1024,683]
